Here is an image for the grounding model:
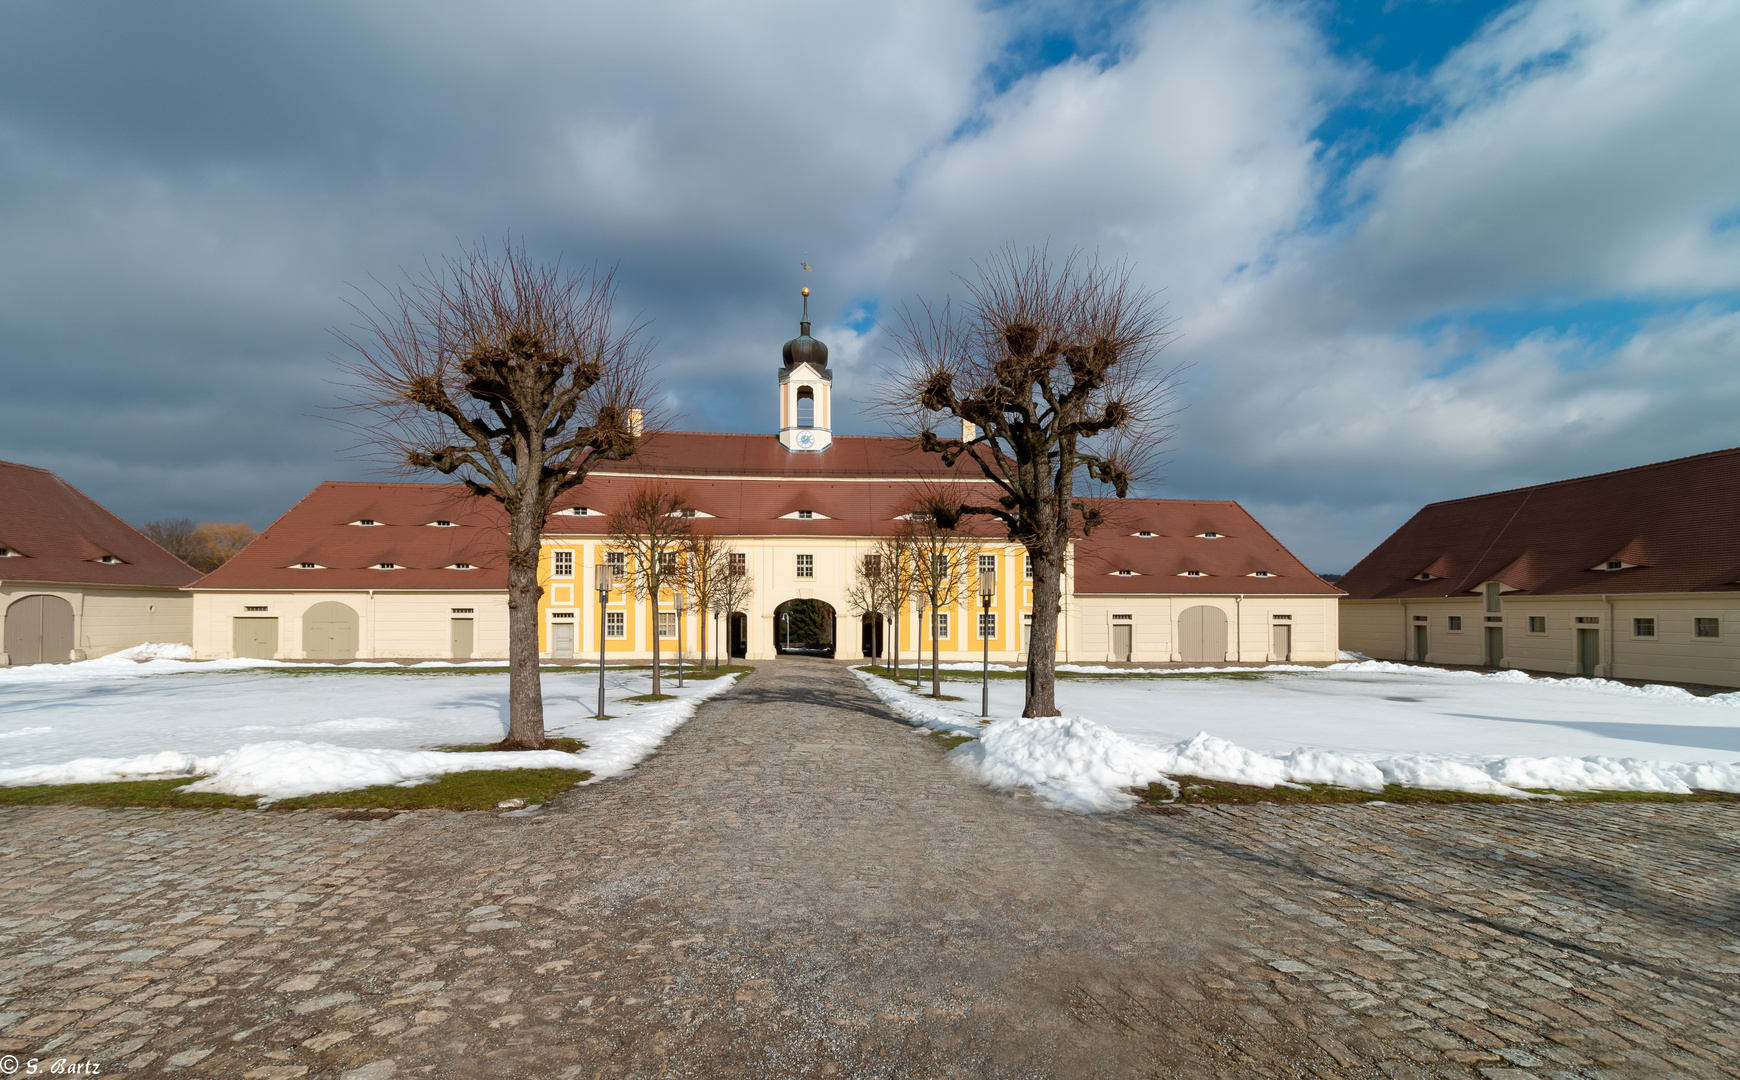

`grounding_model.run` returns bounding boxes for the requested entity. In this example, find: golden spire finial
[801,286,810,297]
